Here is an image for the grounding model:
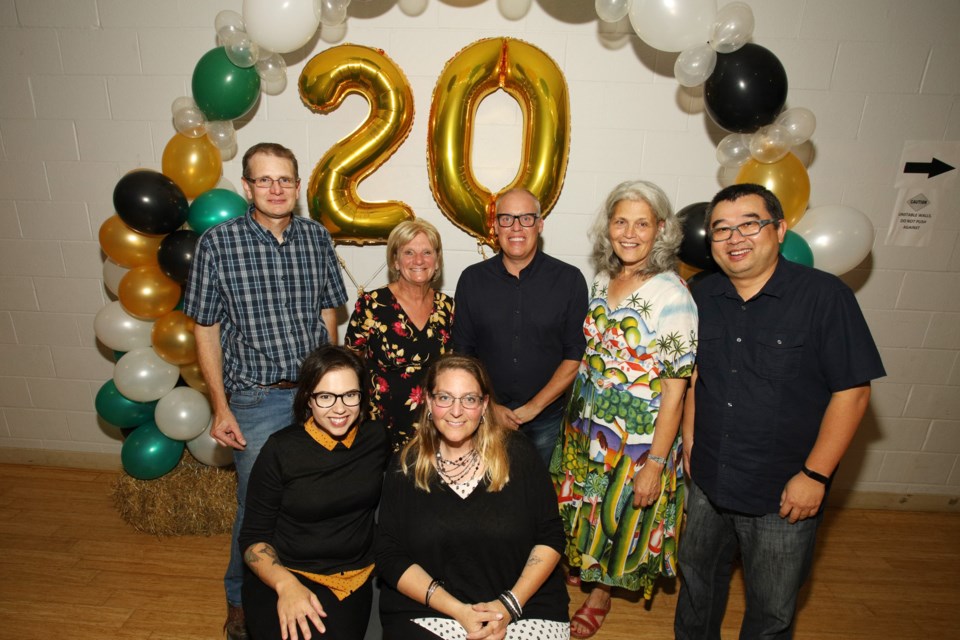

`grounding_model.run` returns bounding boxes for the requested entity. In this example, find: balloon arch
[94,0,875,480]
